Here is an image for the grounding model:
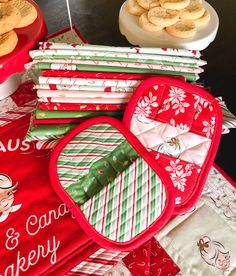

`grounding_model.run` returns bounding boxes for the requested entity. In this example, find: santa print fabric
[0,115,100,275]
